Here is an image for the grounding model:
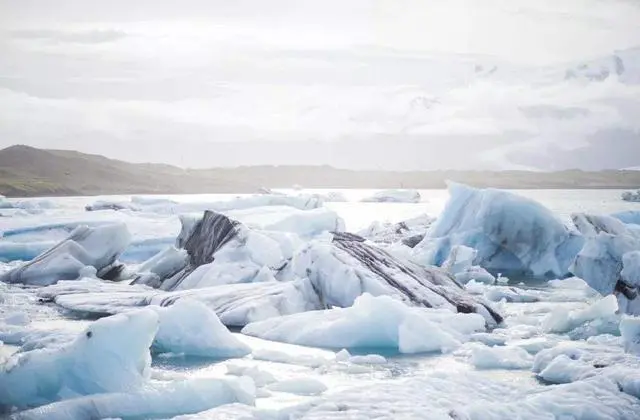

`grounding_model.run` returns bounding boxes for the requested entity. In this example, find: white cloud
[0,0,639,170]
